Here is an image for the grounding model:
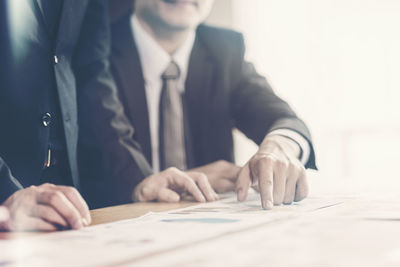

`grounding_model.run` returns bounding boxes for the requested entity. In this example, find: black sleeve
[230,34,316,169]
[73,0,153,207]
[0,158,23,203]
[0,1,24,203]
